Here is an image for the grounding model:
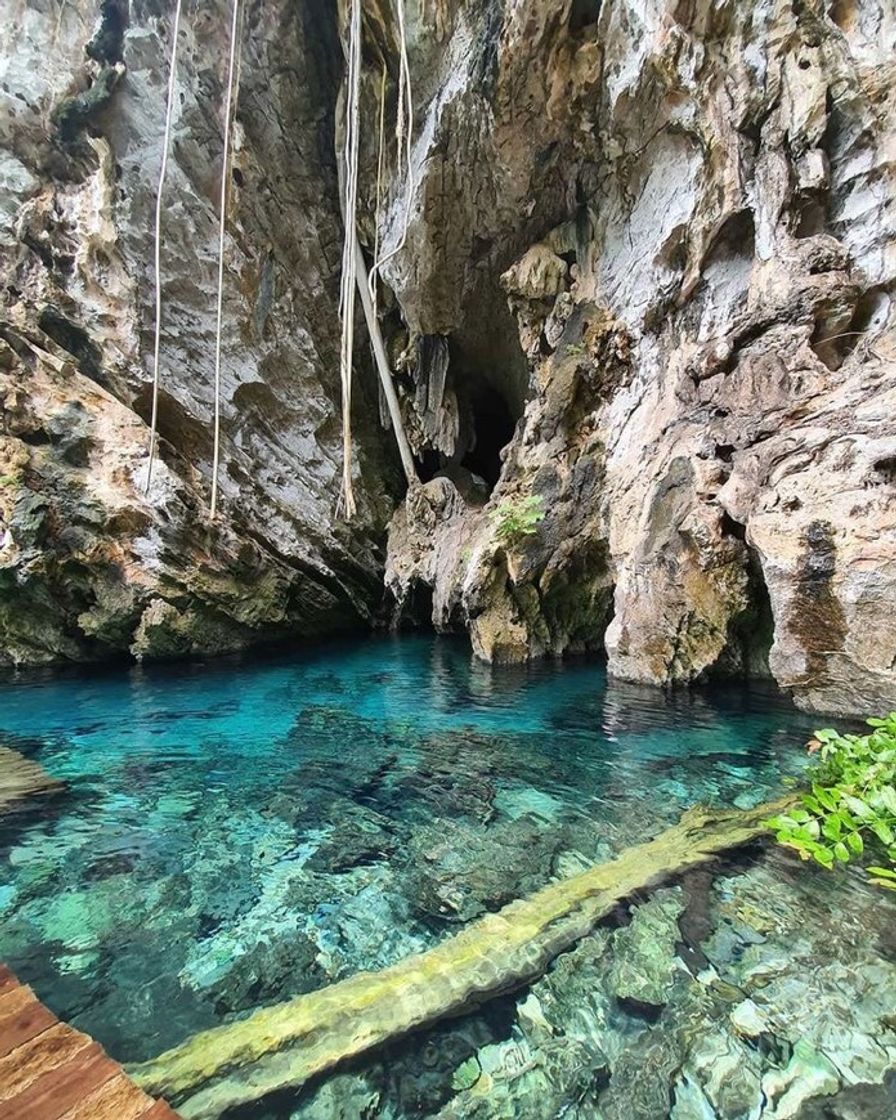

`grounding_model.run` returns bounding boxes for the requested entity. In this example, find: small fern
[489,494,545,548]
